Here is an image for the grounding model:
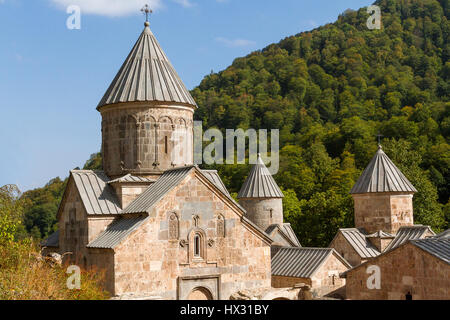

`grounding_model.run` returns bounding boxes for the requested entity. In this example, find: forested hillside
[18,0,449,246]
[192,0,449,245]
